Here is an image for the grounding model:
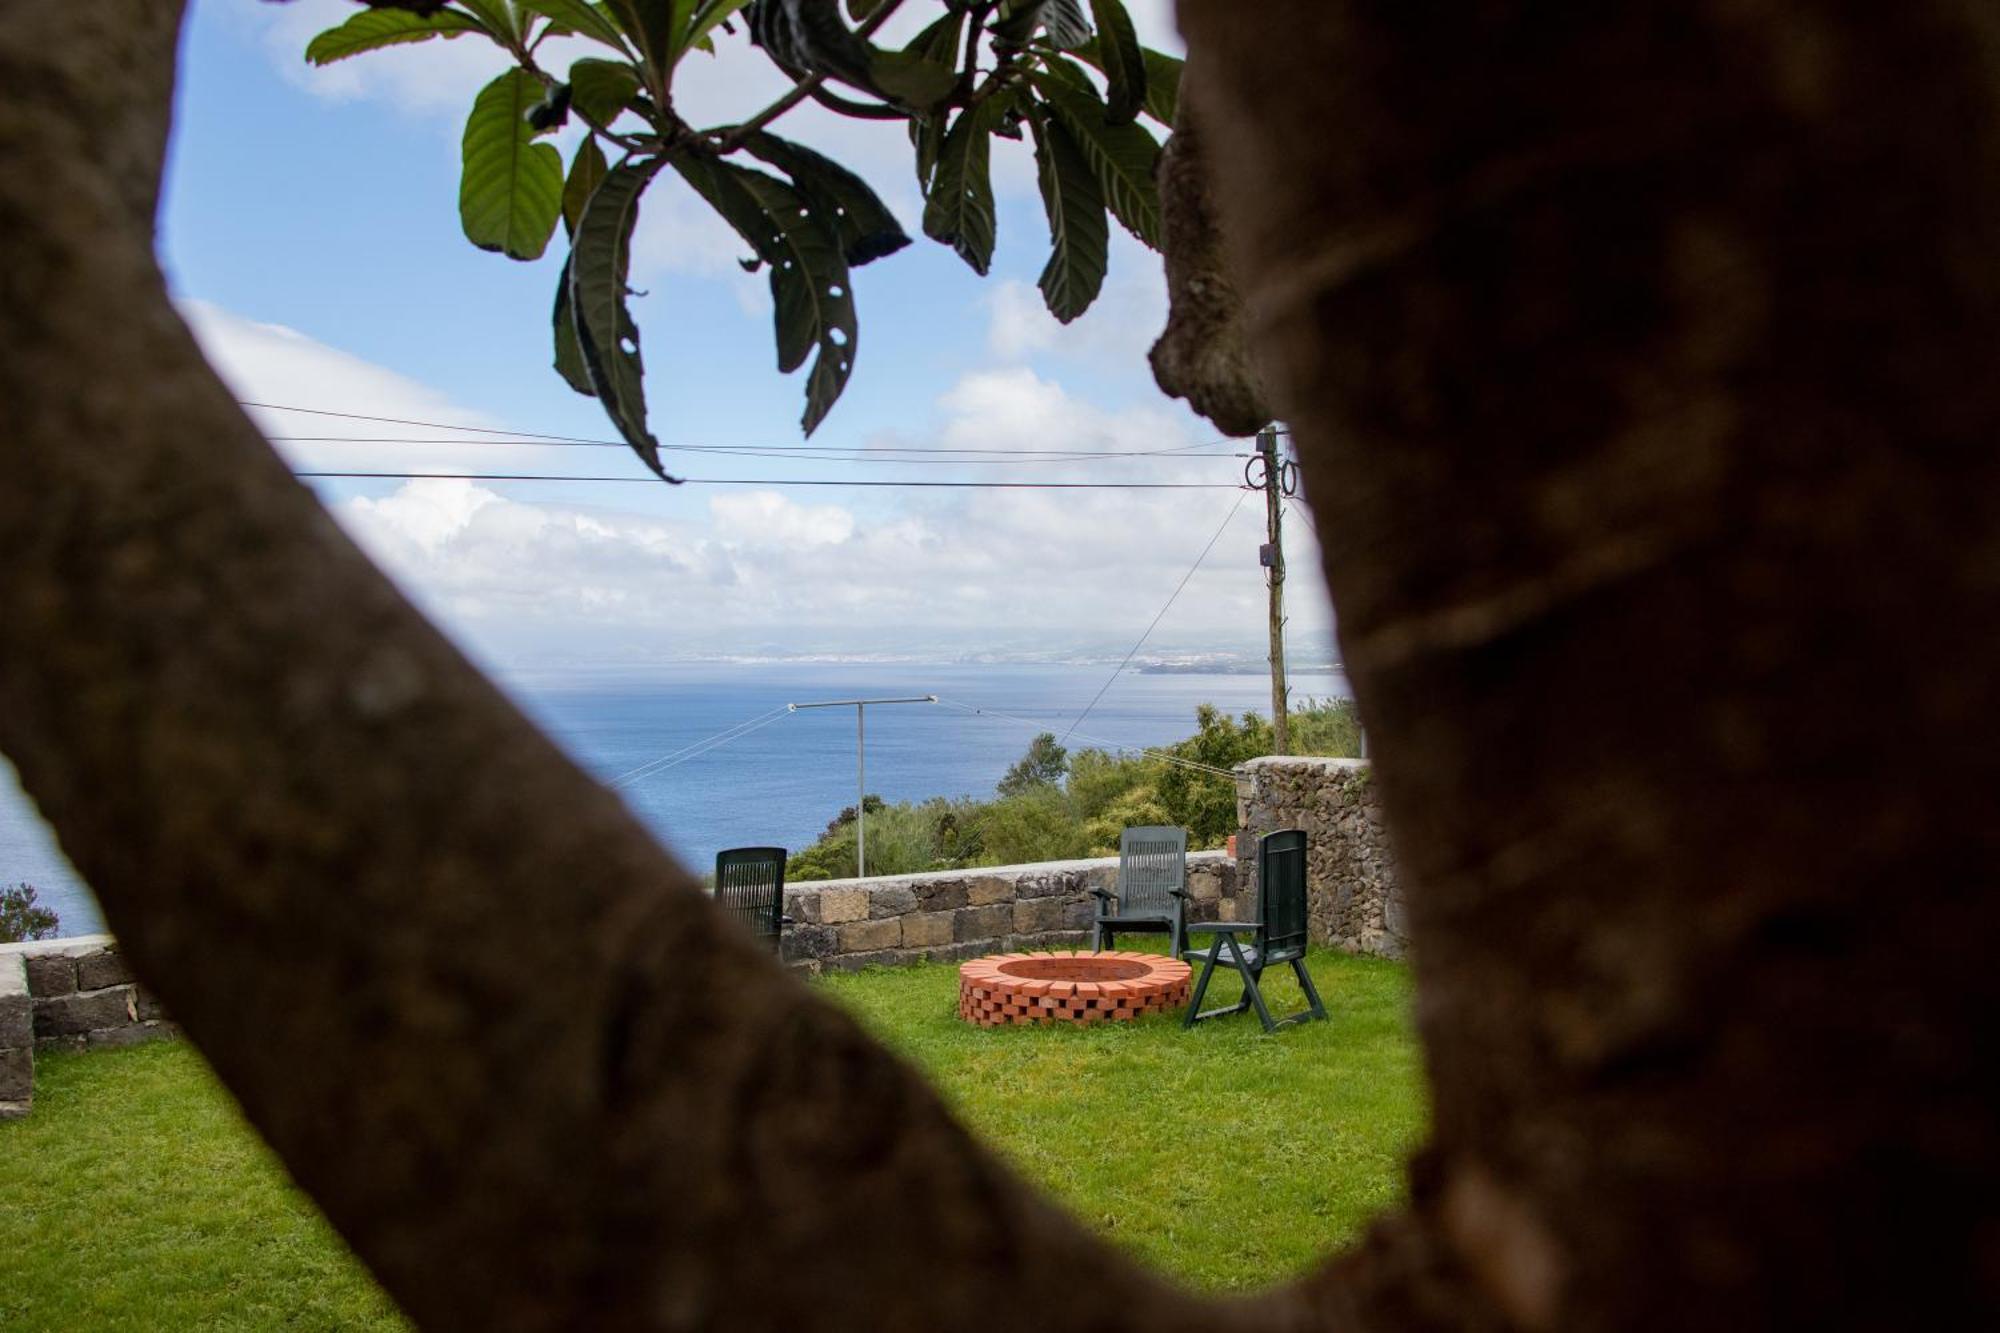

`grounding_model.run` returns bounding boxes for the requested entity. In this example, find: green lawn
[0,950,1421,1327]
